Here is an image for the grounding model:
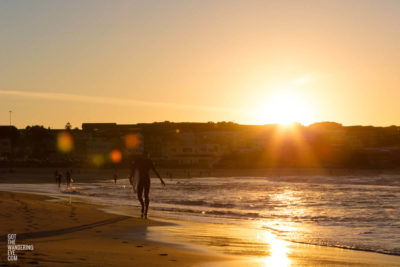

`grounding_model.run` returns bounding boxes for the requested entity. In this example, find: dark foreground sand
[1,191,399,267]
[0,191,224,266]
